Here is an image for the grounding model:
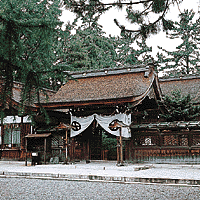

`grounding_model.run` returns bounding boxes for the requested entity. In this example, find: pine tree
[58,3,119,71]
[160,90,200,122]
[117,36,154,66]
[64,0,180,38]
[157,9,200,77]
[59,2,155,71]
[0,0,64,114]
